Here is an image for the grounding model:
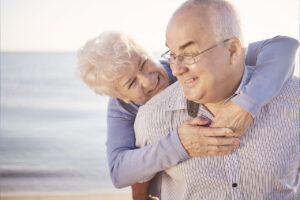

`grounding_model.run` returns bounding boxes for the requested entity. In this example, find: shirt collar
[165,82,187,111]
[224,64,254,103]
